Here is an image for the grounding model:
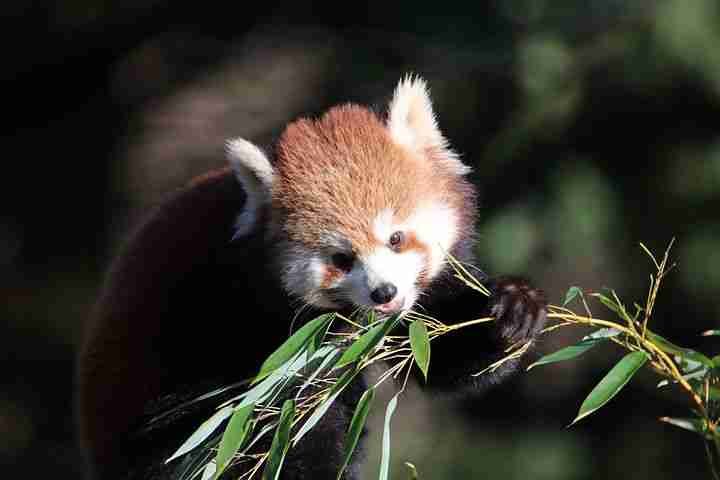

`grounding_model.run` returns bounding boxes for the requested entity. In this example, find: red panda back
[77,167,293,478]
